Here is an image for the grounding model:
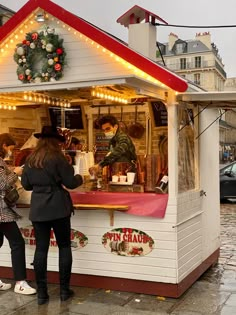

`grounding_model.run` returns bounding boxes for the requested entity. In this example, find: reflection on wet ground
[201,201,236,285]
[200,200,236,284]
